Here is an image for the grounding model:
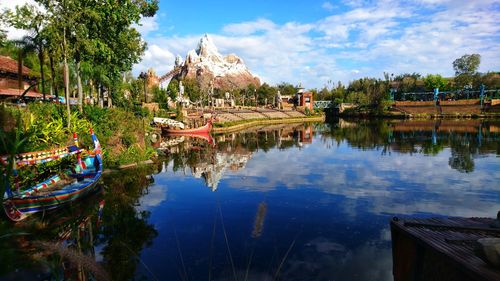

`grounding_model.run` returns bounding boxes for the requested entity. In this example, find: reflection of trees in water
[322,119,499,173]
[322,119,393,151]
[0,189,107,280]
[99,167,158,280]
[448,135,477,173]
[0,167,159,280]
